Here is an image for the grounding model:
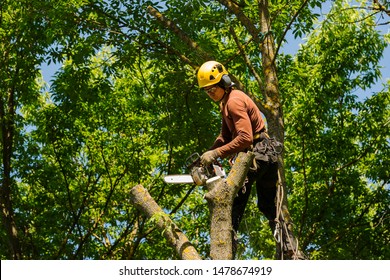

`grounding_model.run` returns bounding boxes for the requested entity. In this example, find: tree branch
[146,6,212,62]
[217,0,263,45]
[274,0,311,62]
[229,26,265,97]
[130,184,202,260]
[204,151,254,259]
[373,0,390,16]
